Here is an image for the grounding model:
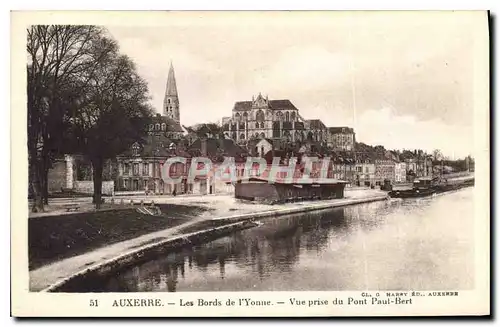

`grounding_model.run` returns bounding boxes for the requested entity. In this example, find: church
[115,62,187,194]
[221,93,329,145]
